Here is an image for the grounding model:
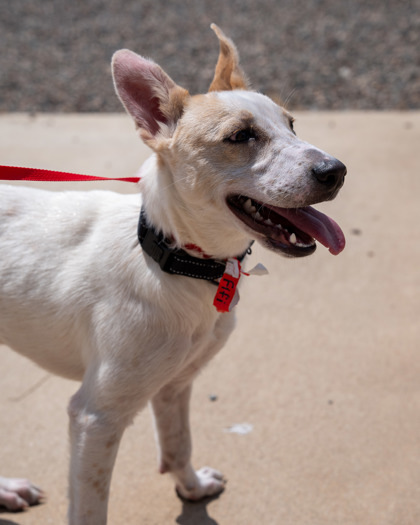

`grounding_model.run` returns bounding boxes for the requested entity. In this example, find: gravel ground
[0,0,419,112]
